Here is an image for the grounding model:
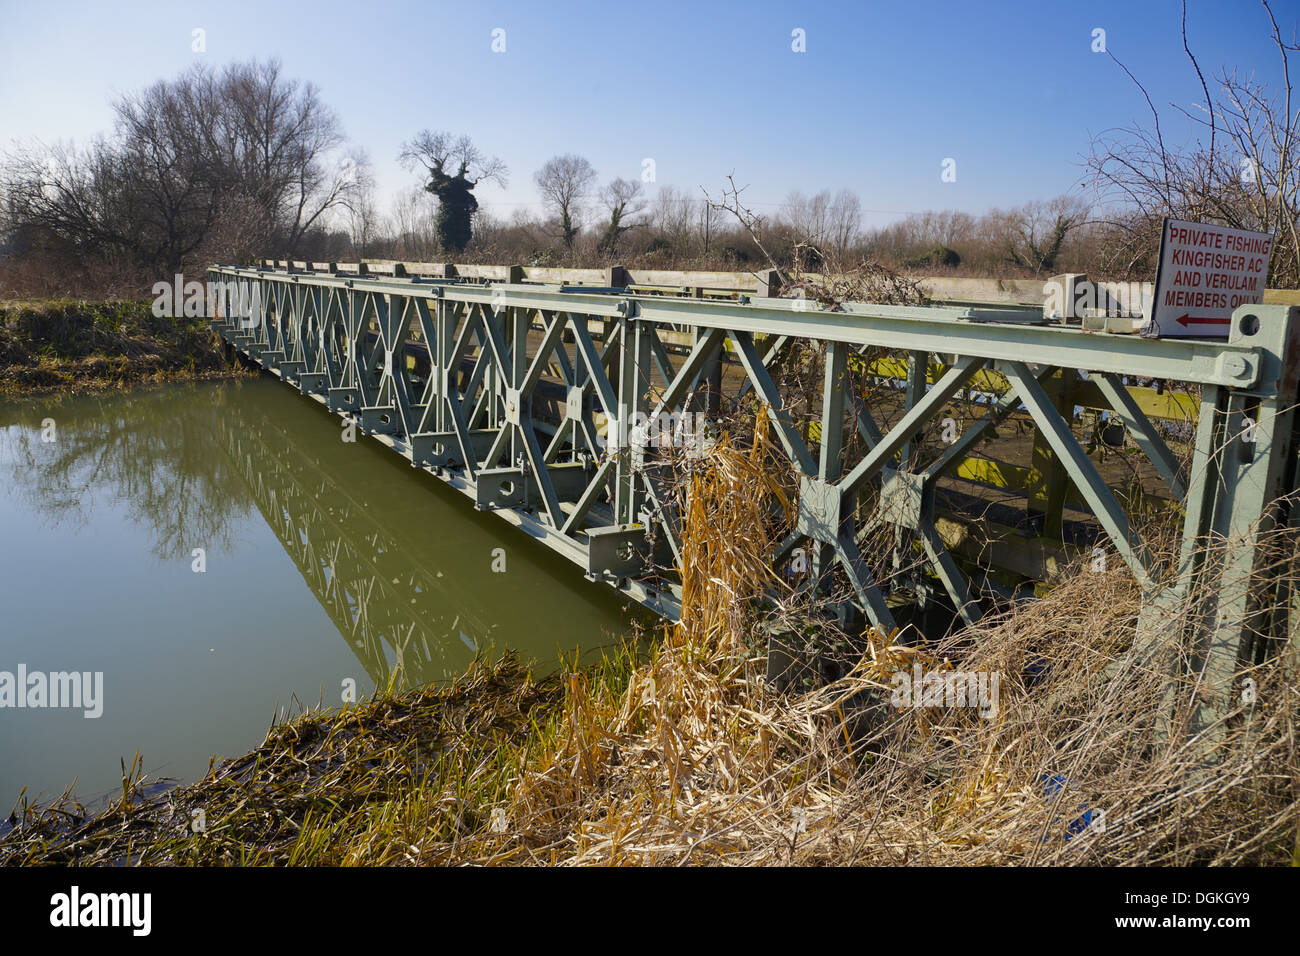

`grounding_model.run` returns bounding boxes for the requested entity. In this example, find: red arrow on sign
[1176,314,1231,327]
